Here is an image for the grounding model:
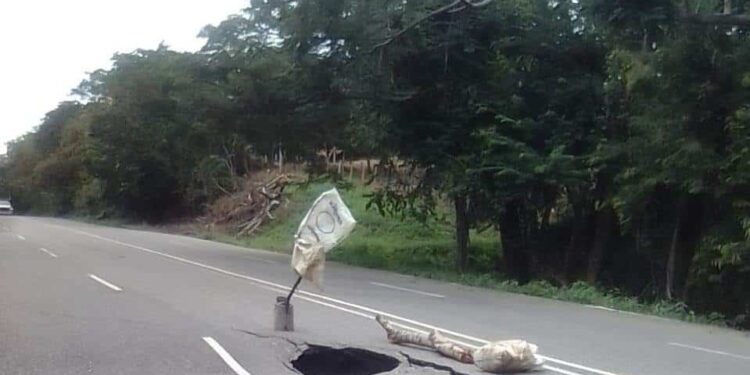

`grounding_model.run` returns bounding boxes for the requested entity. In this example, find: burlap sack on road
[473,340,544,373]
